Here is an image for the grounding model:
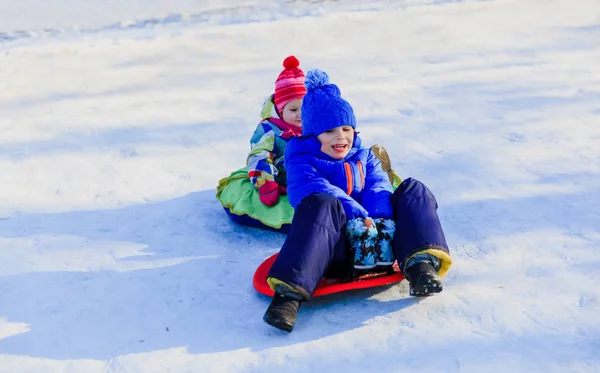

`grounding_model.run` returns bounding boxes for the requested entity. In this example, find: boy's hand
[258,181,280,207]
[346,217,379,270]
[346,217,378,238]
